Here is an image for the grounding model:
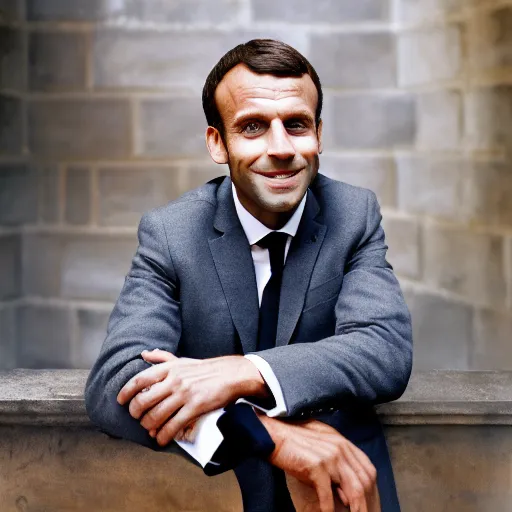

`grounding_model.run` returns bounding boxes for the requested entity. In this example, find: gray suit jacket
[85,173,413,511]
